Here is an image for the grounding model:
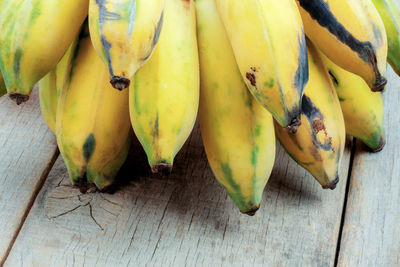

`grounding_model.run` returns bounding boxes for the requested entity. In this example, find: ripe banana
[0,72,5,97]
[0,0,88,104]
[130,0,199,174]
[39,70,57,134]
[371,0,400,76]
[0,1,5,97]
[56,27,131,192]
[318,49,386,152]
[196,0,275,215]
[39,40,79,134]
[214,0,308,131]
[296,0,388,91]
[89,0,165,90]
[275,41,346,190]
